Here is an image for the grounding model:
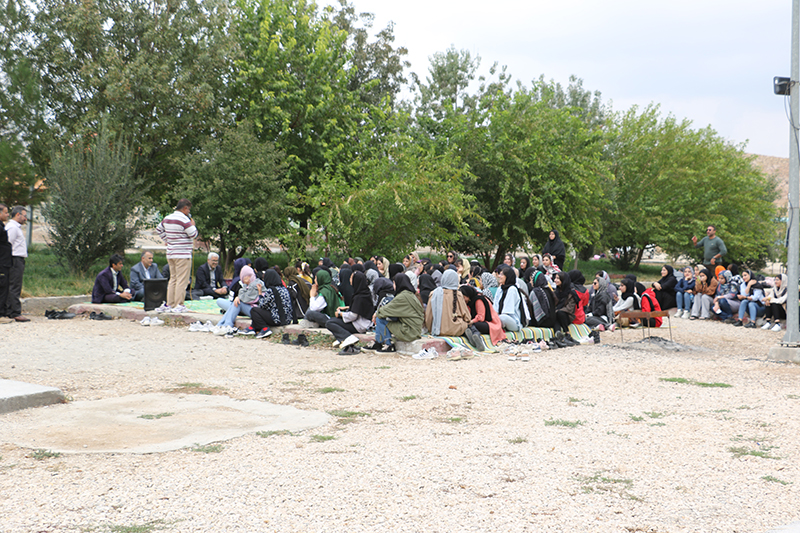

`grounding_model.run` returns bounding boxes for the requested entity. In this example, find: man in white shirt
[5,206,28,322]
